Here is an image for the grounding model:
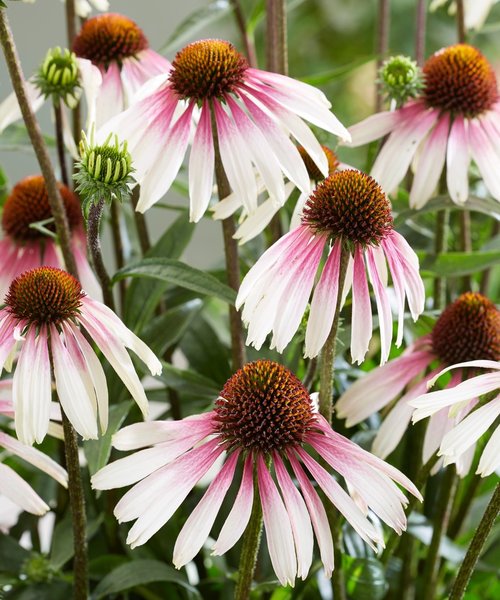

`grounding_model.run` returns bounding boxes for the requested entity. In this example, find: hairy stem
[415,0,427,65]
[375,0,390,111]
[456,0,467,44]
[54,100,69,187]
[266,0,287,75]
[87,199,116,311]
[433,209,449,309]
